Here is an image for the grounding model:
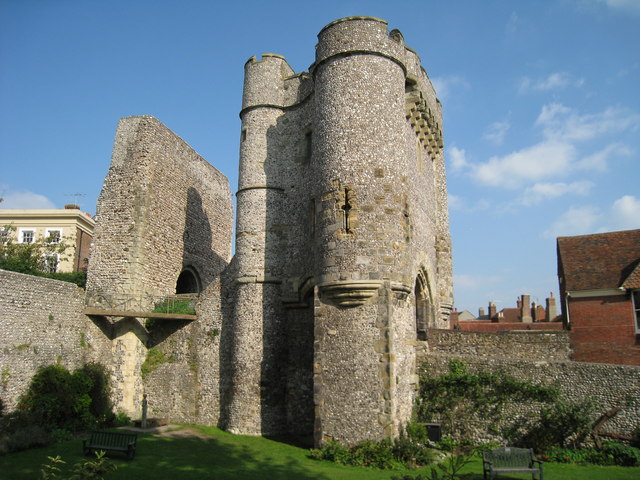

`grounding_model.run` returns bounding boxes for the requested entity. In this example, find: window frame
[45,228,62,244]
[632,290,640,334]
[43,253,59,273]
[19,228,35,244]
